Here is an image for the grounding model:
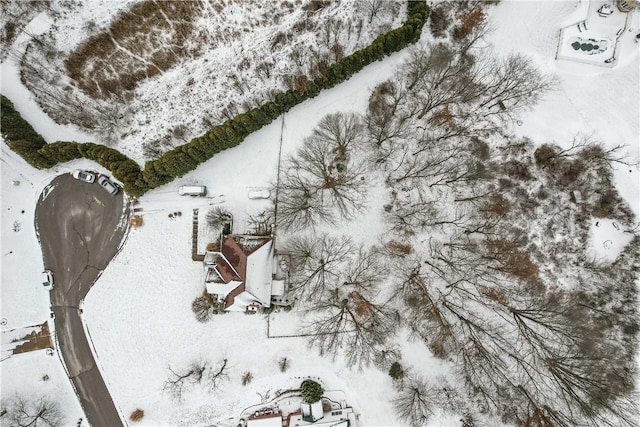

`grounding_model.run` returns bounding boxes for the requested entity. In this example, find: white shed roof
[247,414,282,427]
